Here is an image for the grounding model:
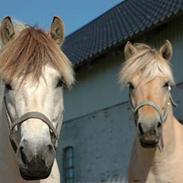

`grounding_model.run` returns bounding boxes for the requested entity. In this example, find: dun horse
[0,17,74,183]
[119,41,183,182]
